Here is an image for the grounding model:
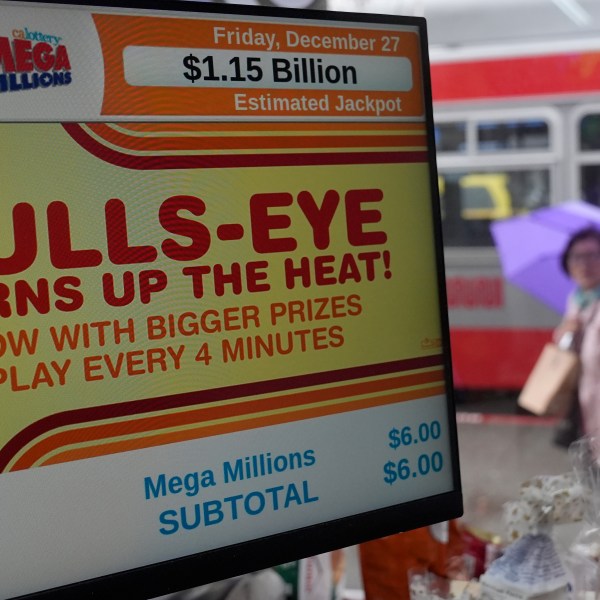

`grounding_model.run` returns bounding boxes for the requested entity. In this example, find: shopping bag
[518,343,580,417]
